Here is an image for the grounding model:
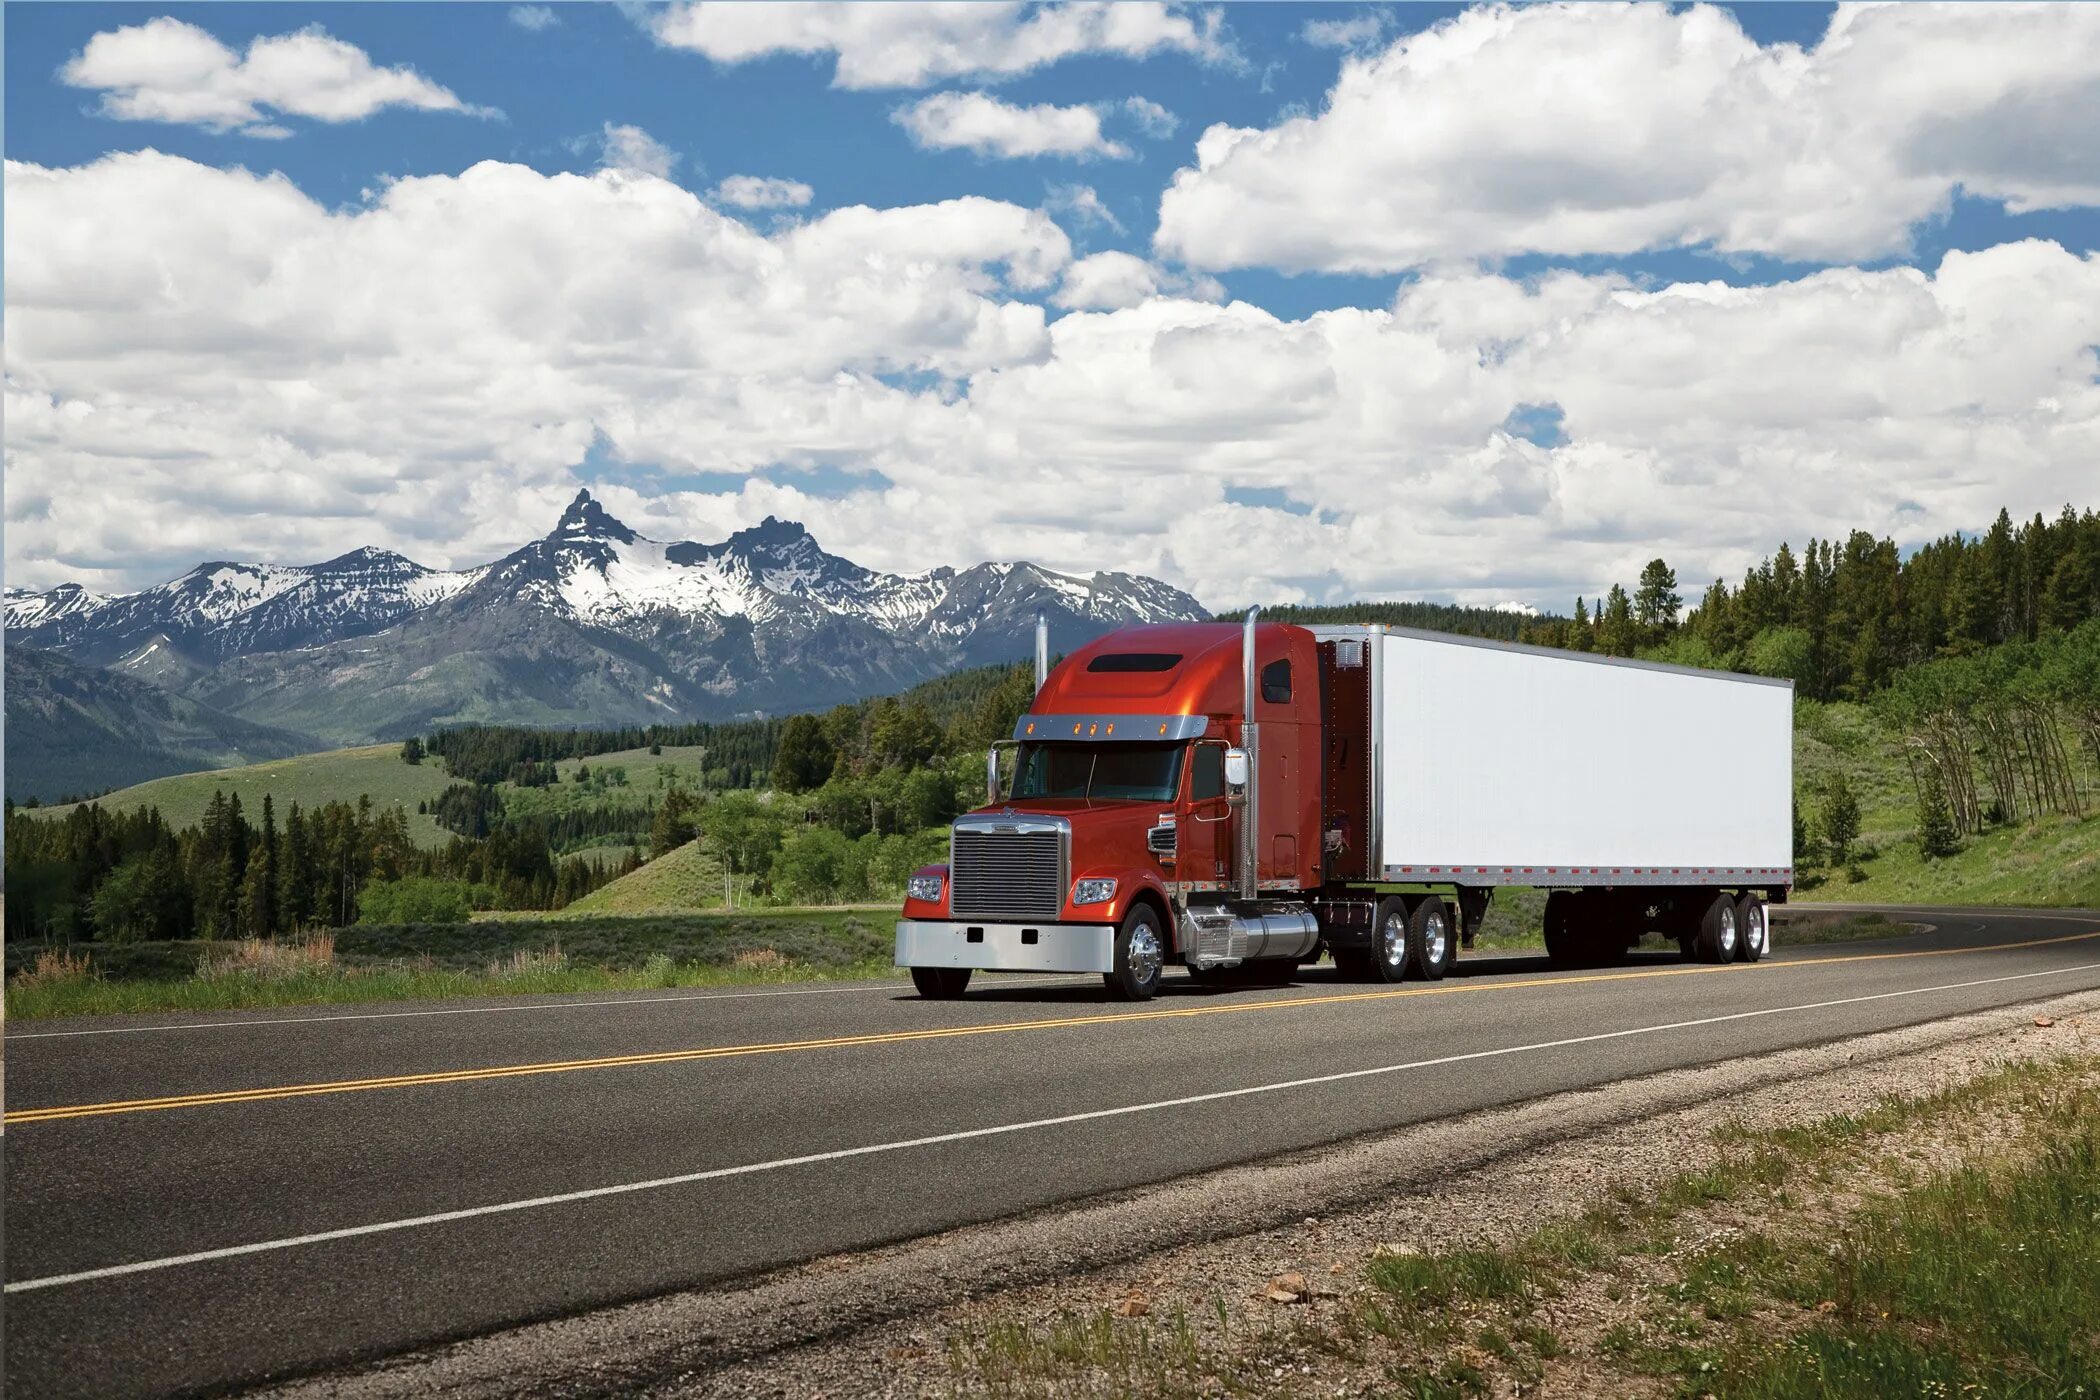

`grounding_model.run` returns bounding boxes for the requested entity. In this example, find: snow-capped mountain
[8,491,1207,744]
